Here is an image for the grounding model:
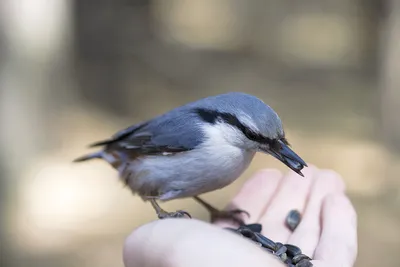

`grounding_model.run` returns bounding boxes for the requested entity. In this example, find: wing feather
[89,109,204,156]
